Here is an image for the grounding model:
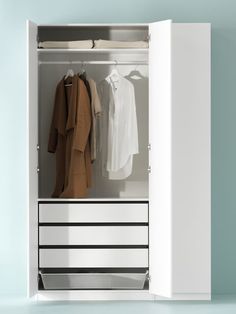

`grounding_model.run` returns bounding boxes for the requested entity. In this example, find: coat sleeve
[73,80,92,152]
[48,85,59,153]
